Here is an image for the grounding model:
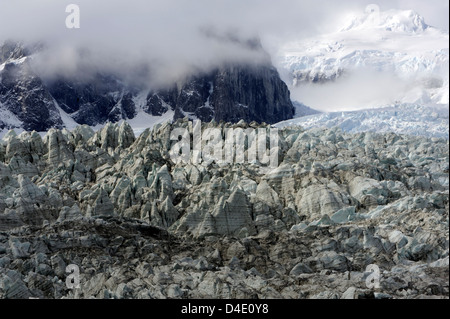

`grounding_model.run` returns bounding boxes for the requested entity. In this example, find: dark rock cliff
[0,44,63,131]
[0,41,294,130]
